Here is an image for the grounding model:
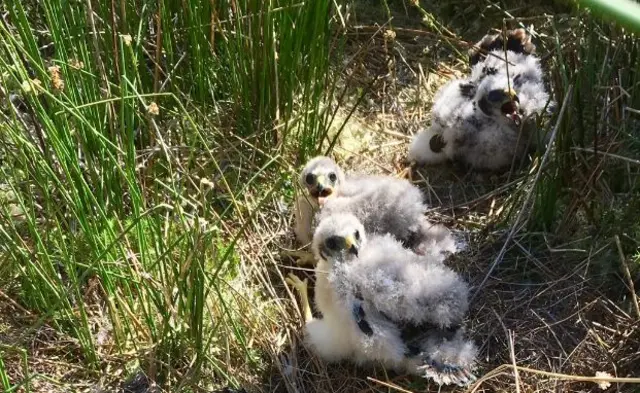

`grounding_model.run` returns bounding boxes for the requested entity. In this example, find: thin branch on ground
[471,85,573,300]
